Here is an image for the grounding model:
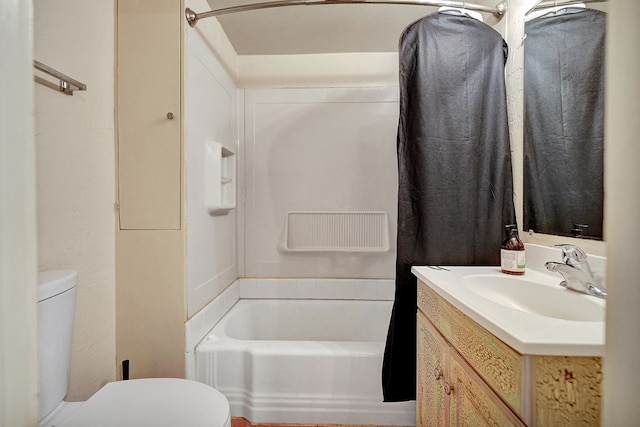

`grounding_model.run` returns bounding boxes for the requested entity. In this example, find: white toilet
[37,270,231,427]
